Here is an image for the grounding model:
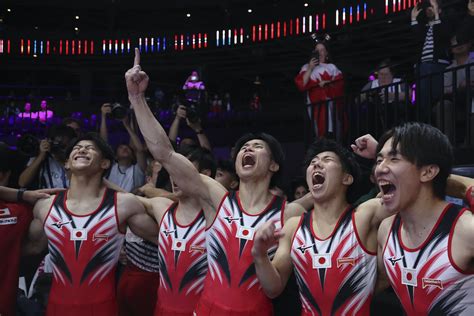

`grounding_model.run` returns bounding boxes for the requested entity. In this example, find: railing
[306,62,474,146]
